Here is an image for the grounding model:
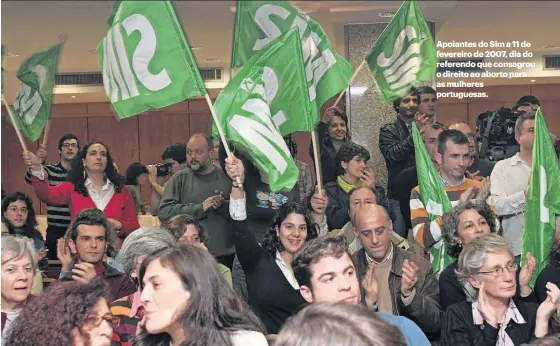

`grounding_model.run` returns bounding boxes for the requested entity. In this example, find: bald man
[352,204,442,339]
[447,121,494,179]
